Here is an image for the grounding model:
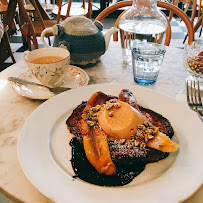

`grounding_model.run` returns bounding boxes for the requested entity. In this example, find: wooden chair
[95,1,194,46]
[3,25,16,63]
[169,0,197,26]
[0,0,16,65]
[0,0,18,71]
[194,12,203,36]
[196,0,203,36]
[18,0,61,50]
[184,0,202,41]
[55,0,93,21]
[197,0,203,18]
[24,0,58,13]
[0,0,18,32]
[0,0,8,17]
